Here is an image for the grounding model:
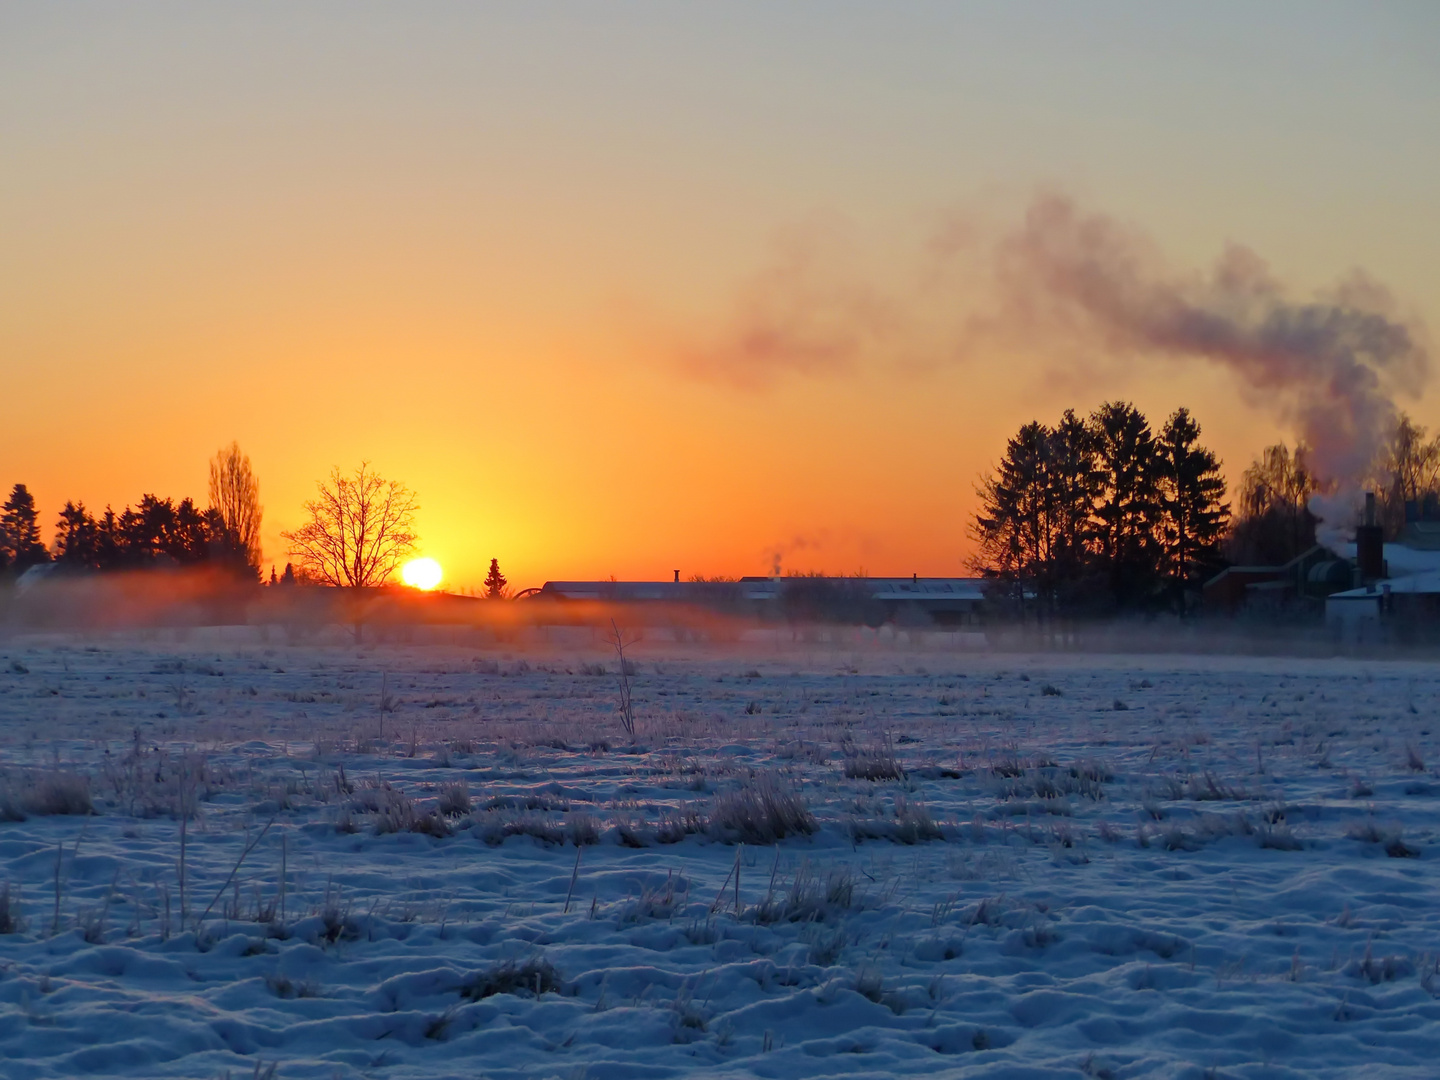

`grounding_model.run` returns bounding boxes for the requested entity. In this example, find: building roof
[1329,569,1440,599]
[536,577,986,603]
[865,578,987,602]
[1335,542,1440,578]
